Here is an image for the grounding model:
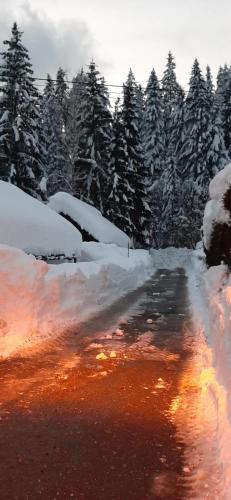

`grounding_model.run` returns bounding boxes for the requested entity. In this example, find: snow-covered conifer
[122,69,151,246]
[73,61,112,213]
[41,74,71,195]
[0,23,46,198]
[66,70,87,180]
[162,52,182,152]
[178,59,228,245]
[143,68,165,183]
[107,99,135,237]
